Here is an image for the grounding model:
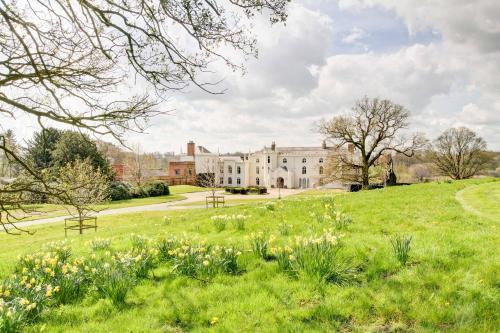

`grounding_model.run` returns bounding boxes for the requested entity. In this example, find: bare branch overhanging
[0,0,290,232]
